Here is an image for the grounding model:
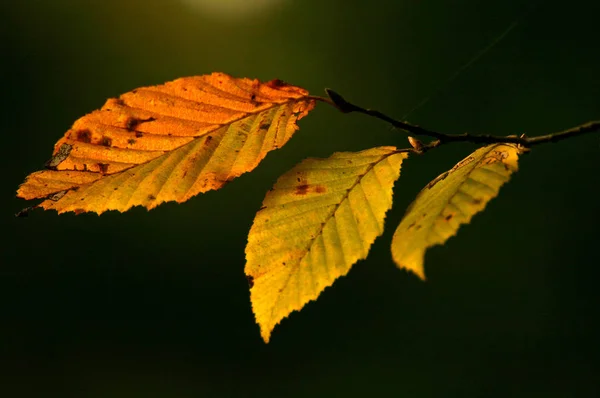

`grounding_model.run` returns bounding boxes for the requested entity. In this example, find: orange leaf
[17,73,316,214]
